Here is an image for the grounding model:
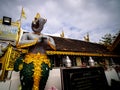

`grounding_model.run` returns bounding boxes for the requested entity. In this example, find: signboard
[0,24,19,42]
[61,67,109,90]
